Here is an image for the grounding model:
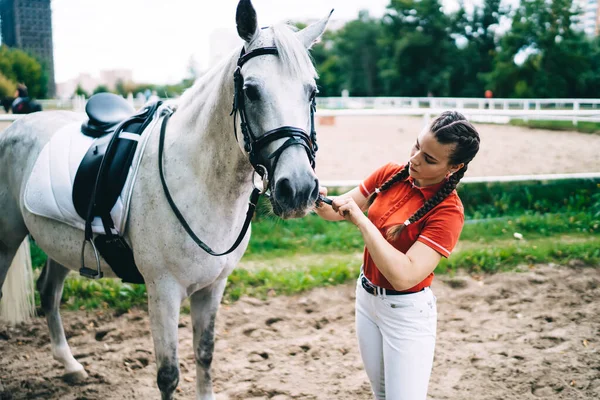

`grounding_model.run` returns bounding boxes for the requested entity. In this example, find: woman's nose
[410,154,420,166]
